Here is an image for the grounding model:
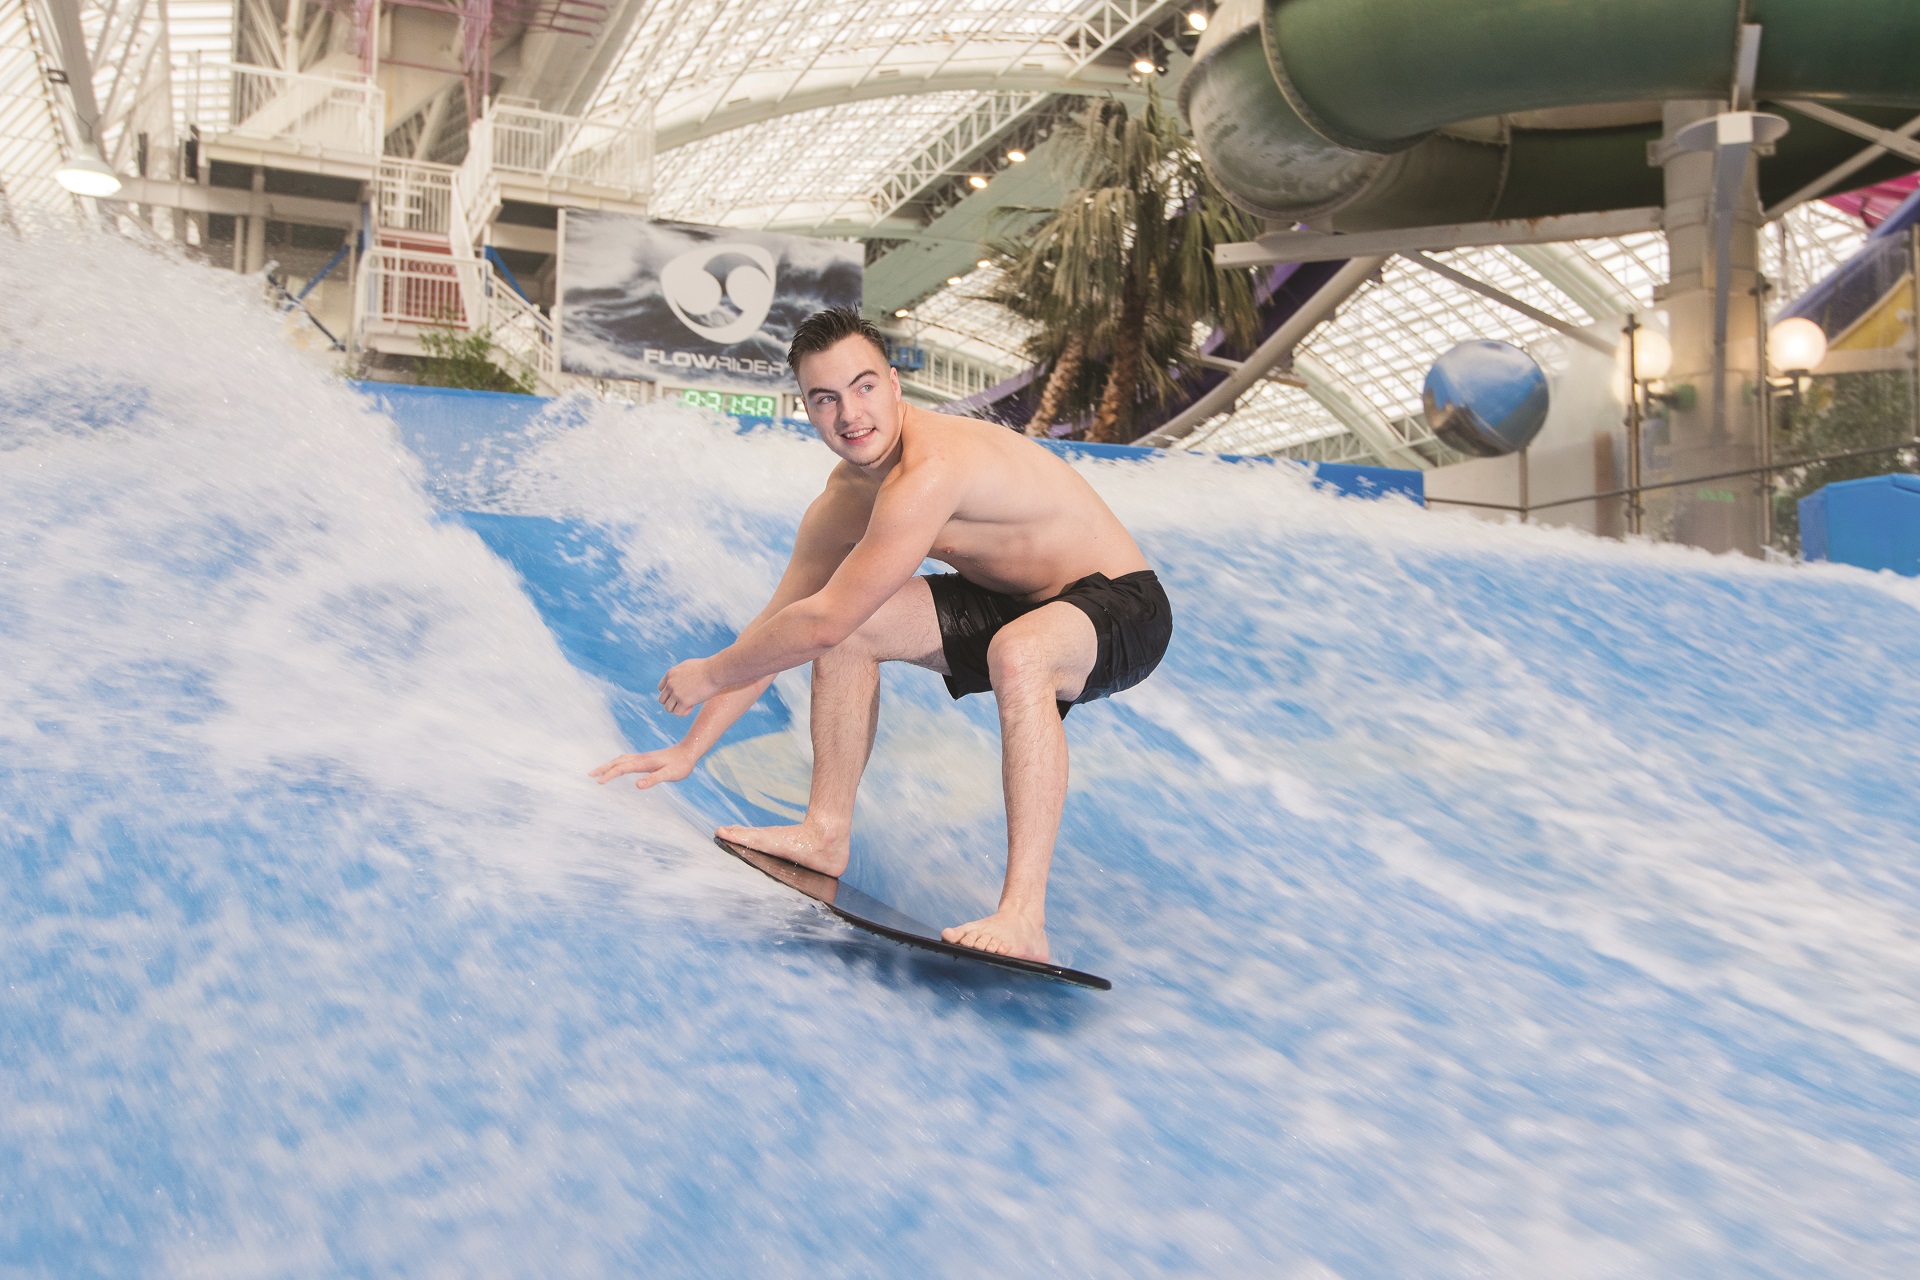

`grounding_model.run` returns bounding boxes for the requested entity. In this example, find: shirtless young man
[590,307,1172,962]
